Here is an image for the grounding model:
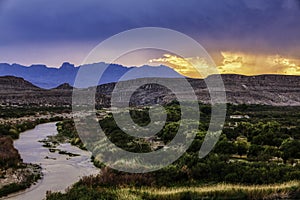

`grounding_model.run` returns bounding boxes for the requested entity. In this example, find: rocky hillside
[0,74,299,106]
[95,74,300,106]
[0,76,72,106]
[210,74,300,105]
[0,76,40,91]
